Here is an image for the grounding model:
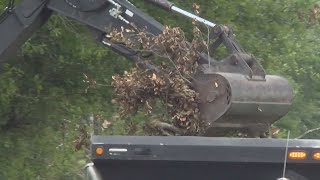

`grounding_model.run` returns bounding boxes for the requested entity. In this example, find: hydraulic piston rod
[145,0,216,27]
